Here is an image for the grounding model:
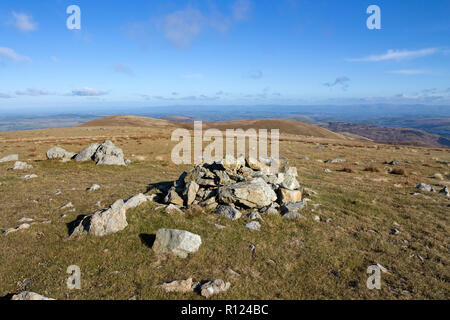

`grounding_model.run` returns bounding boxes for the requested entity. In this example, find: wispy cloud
[232,0,251,21]
[387,69,428,75]
[152,0,252,48]
[70,87,108,97]
[324,76,350,90]
[348,48,438,62]
[0,92,14,99]
[113,64,134,76]
[245,70,263,79]
[0,47,31,62]
[15,88,50,96]
[11,11,37,32]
